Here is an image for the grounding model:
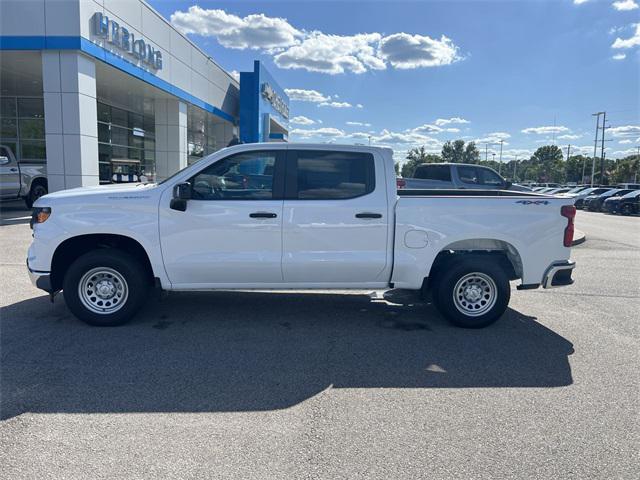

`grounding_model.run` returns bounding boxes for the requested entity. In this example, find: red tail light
[561,205,576,247]
[397,178,406,189]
